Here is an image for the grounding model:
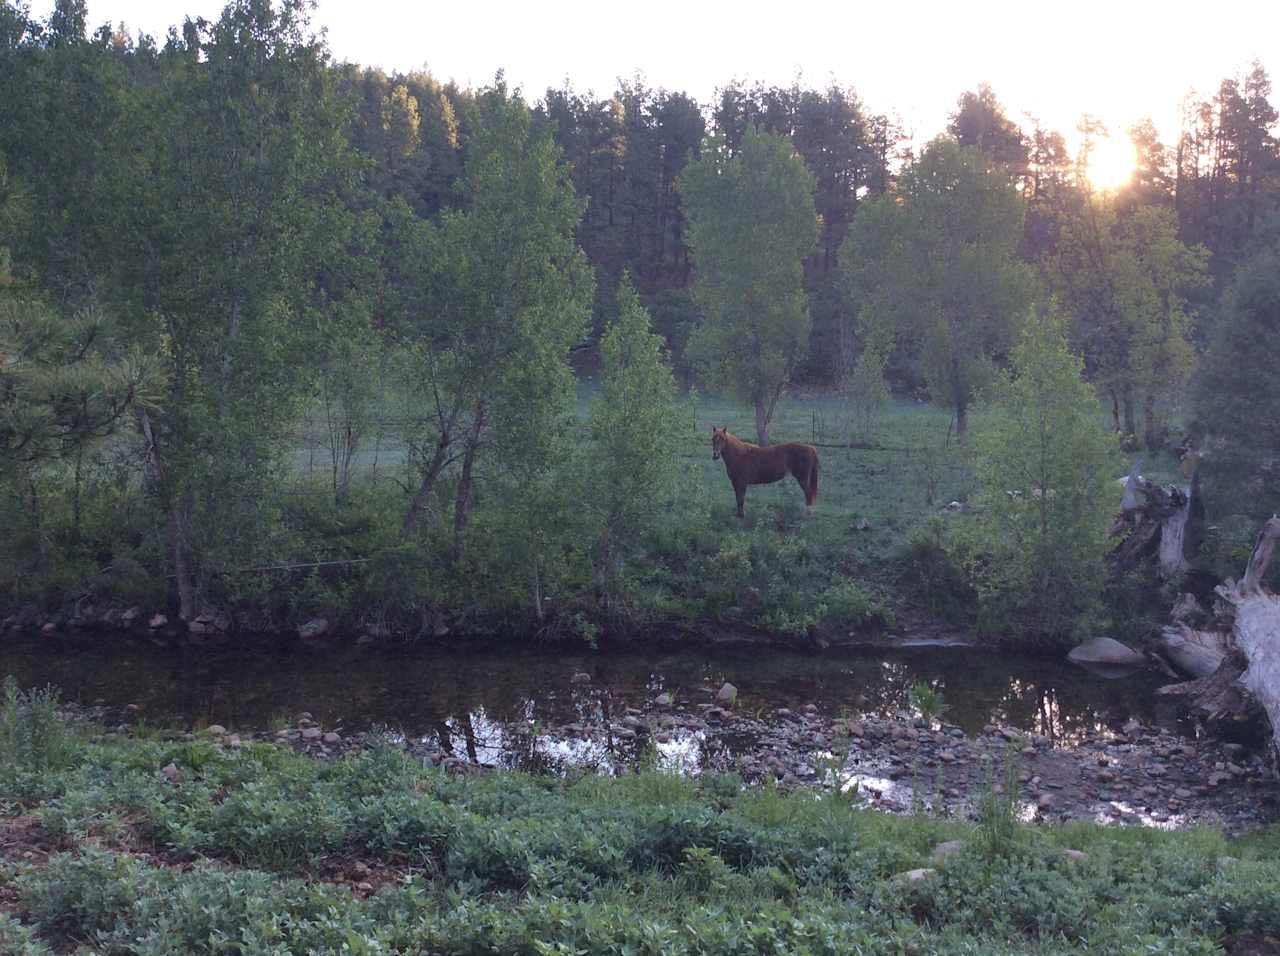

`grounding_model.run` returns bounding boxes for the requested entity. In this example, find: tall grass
[0,675,78,776]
